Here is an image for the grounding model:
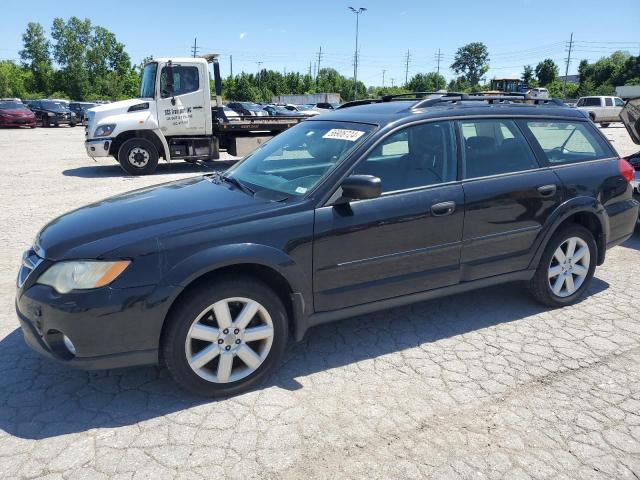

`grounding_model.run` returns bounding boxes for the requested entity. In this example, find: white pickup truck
[85,55,306,175]
[575,95,625,127]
